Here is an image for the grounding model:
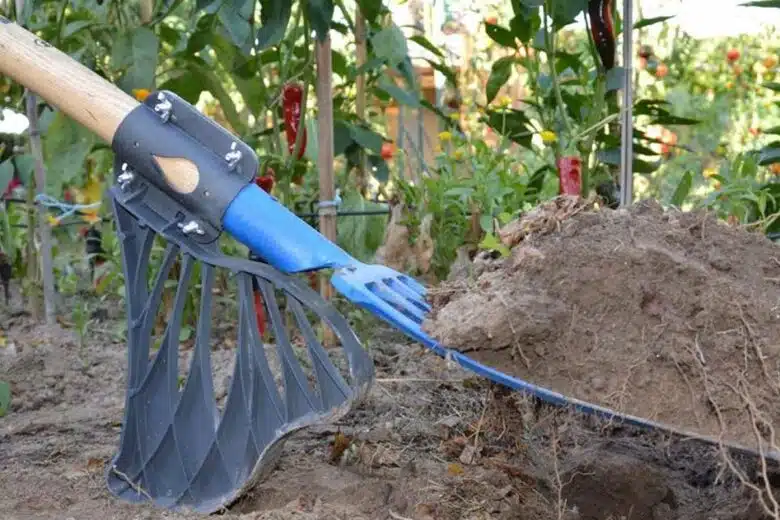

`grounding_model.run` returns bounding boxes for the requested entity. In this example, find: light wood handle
[0,20,200,194]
